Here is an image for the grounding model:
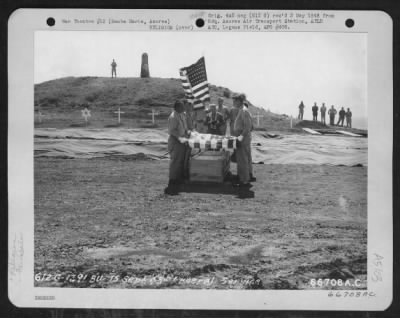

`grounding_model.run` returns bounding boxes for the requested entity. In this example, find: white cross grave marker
[147,108,160,124]
[254,111,264,127]
[37,110,44,123]
[81,108,91,125]
[114,107,125,124]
